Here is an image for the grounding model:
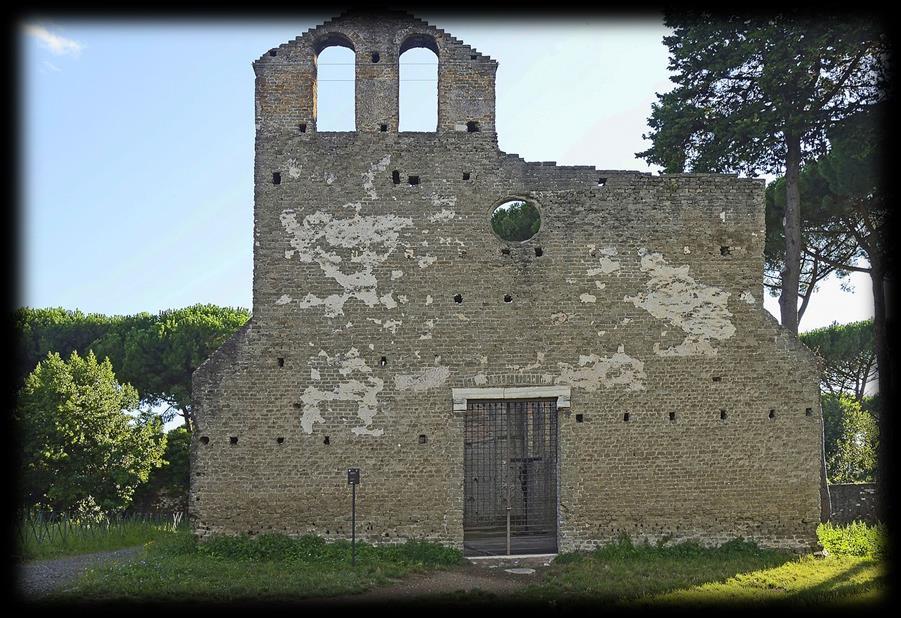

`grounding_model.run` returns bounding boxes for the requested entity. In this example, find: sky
[20,14,875,336]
